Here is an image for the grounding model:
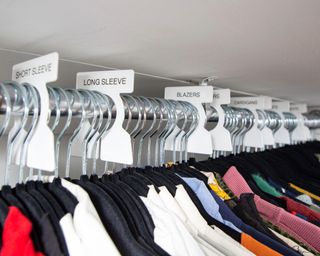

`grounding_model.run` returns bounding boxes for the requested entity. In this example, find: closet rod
[0,84,219,123]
